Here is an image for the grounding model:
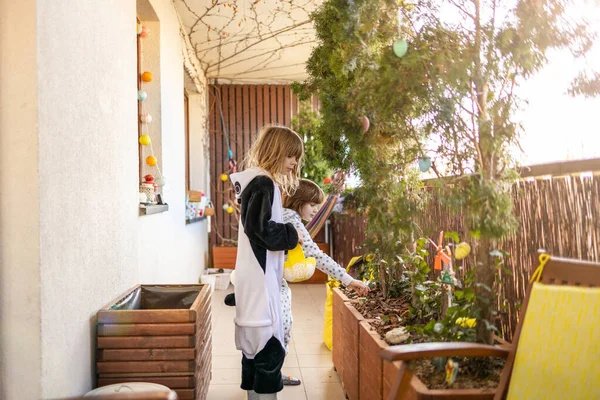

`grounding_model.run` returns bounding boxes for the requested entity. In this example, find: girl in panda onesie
[229,125,304,400]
